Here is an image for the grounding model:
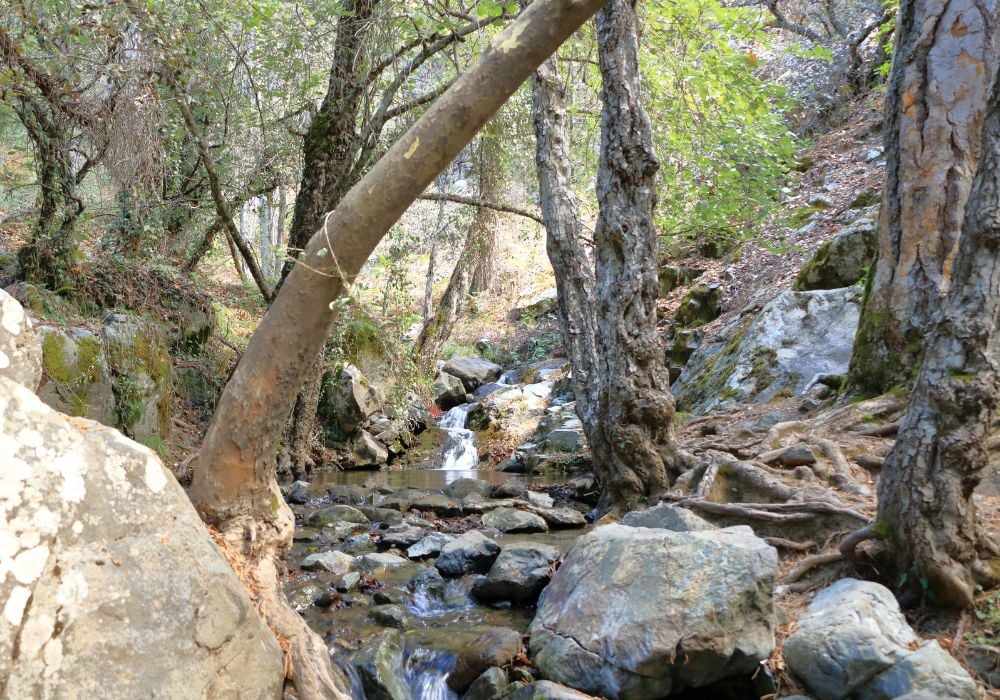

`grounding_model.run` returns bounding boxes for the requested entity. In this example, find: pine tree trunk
[847,0,999,396]
[591,0,680,511]
[190,4,609,694]
[876,74,1000,609]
